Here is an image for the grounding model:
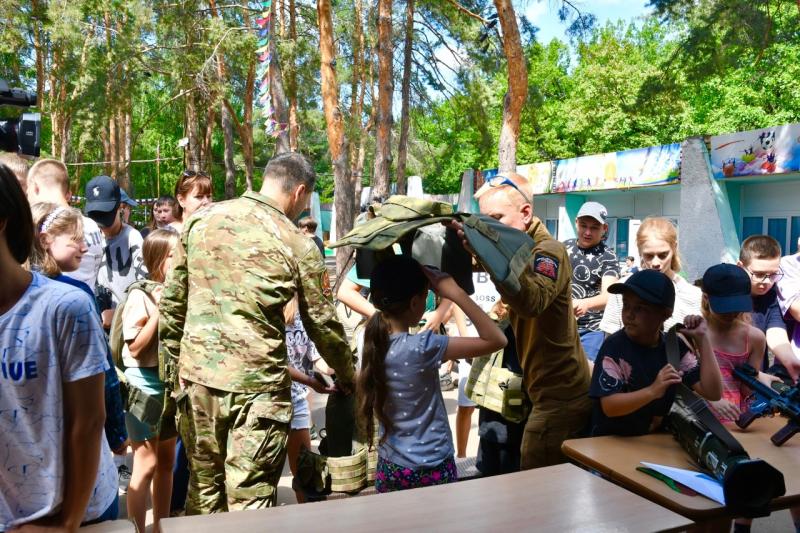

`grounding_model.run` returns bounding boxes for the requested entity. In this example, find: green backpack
[332,195,535,298]
[108,279,162,370]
